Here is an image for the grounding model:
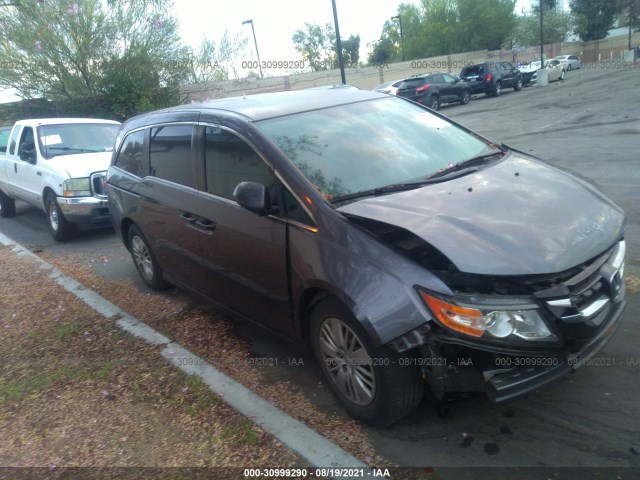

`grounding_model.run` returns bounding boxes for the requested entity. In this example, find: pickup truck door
[6,126,41,204]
